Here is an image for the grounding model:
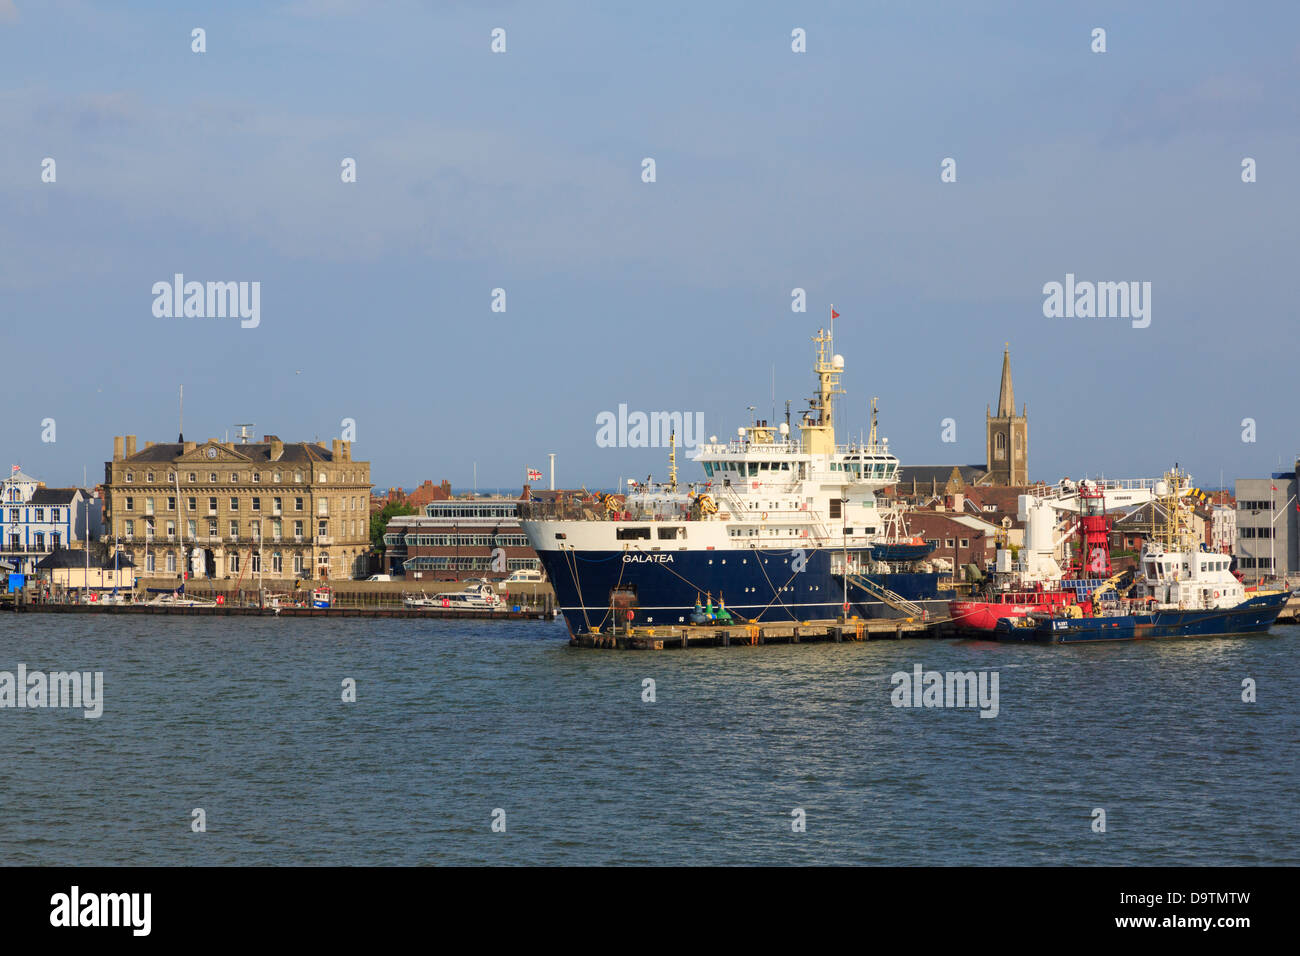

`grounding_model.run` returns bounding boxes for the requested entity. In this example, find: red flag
[831,308,840,320]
